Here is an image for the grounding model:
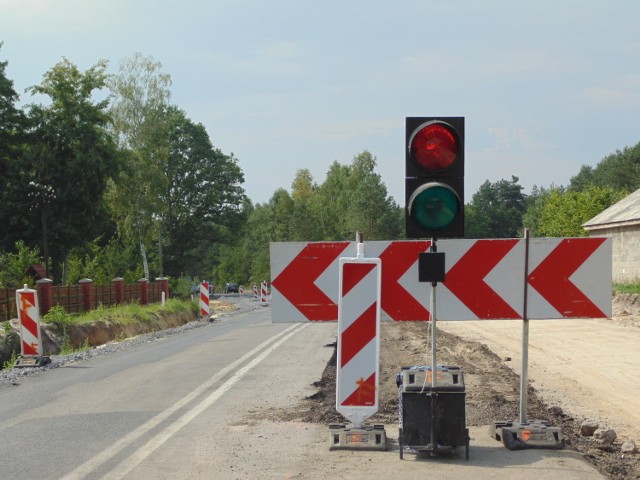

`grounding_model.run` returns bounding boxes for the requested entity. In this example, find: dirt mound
[0,301,235,364]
